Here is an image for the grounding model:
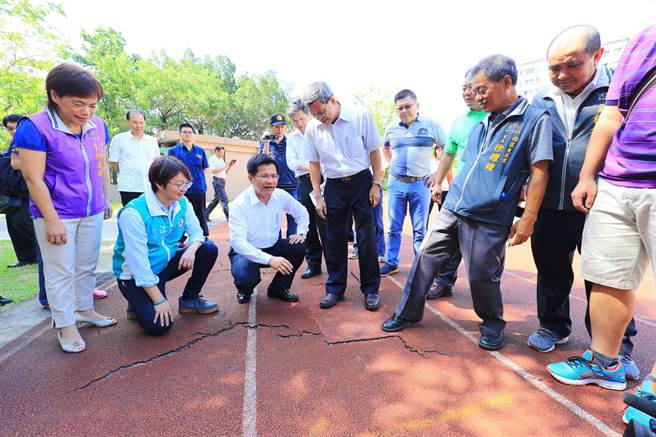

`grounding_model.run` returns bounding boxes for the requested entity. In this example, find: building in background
[517,37,629,100]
